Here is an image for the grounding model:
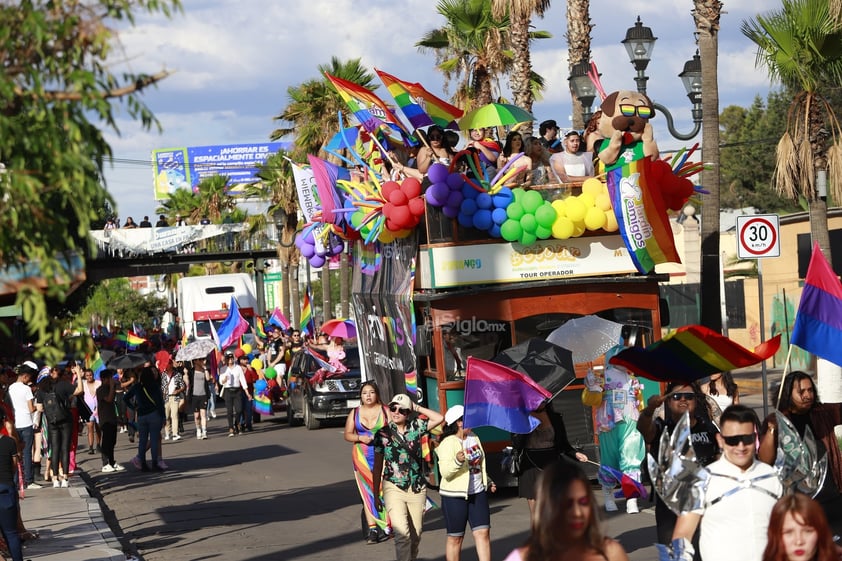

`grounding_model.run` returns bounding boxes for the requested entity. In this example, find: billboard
[152,142,292,200]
